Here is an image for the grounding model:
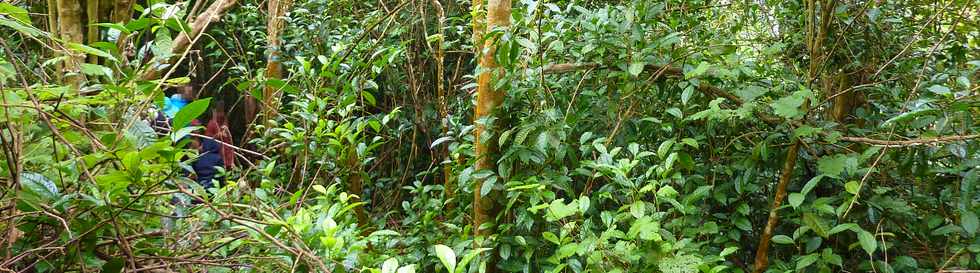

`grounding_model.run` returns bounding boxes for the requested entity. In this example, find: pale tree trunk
[86,0,99,63]
[110,0,133,23]
[260,0,294,122]
[472,1,510,271]
[47,0,61,82]
[57,0,85,89]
